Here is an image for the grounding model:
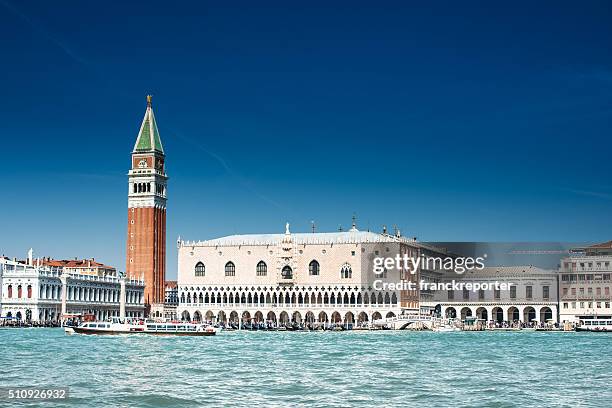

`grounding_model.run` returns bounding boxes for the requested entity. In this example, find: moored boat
[433,325,460,332]
[575,317,612,332]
